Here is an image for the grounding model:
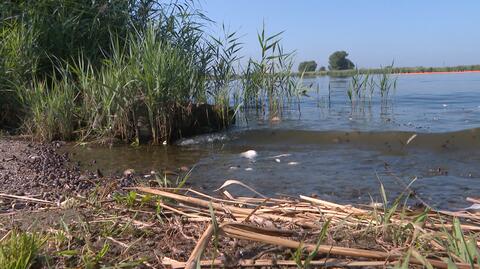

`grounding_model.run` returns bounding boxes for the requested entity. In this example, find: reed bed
[0,1,300,142]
